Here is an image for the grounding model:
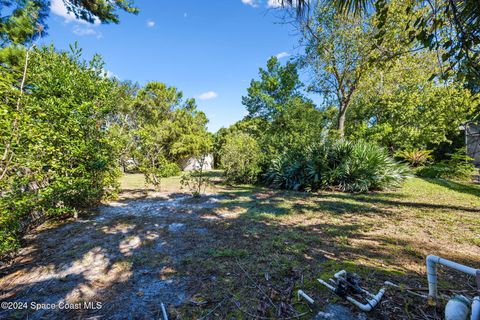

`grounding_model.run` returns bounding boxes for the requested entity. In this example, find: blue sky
[43,0,303,132]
